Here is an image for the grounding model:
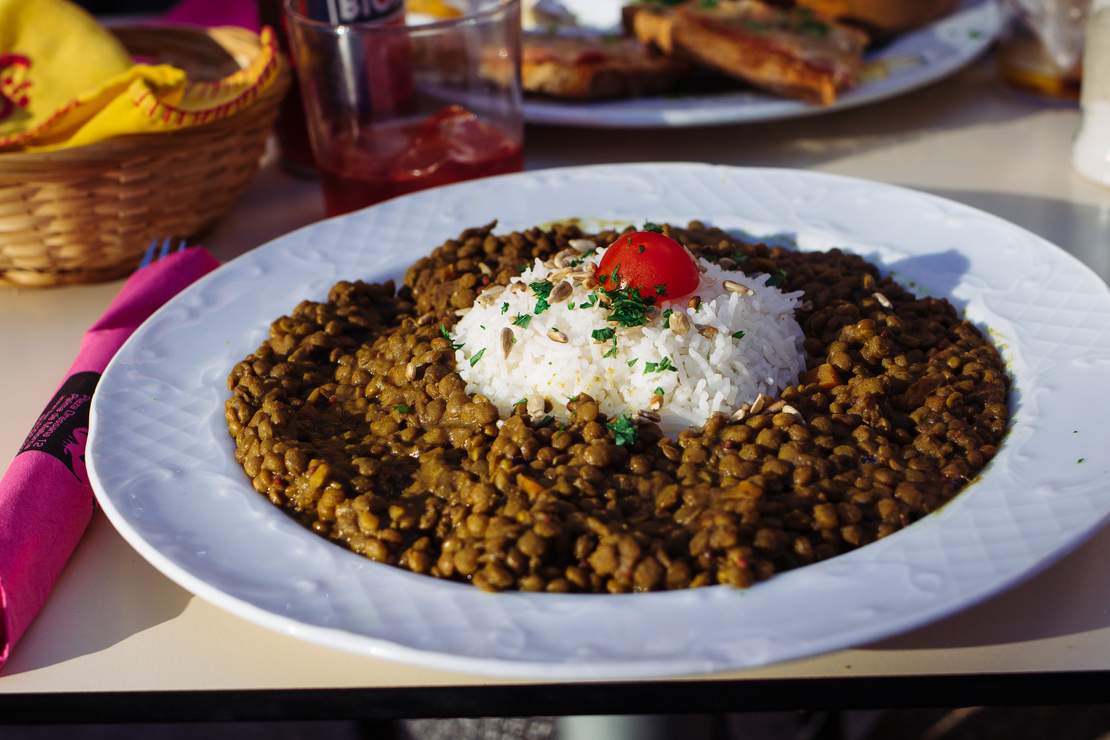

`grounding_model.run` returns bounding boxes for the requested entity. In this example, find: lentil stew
[225,222,1009,593]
